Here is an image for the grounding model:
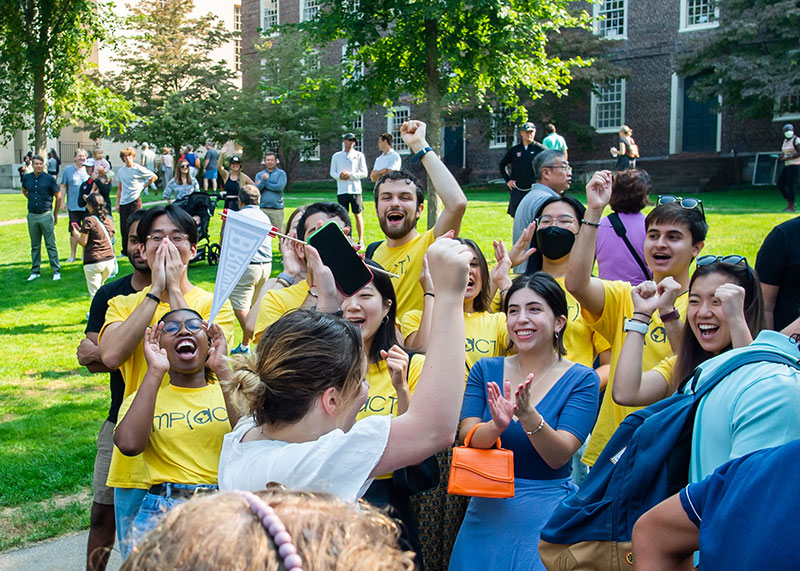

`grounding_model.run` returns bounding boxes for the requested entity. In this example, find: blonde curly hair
[121,487,415,571]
